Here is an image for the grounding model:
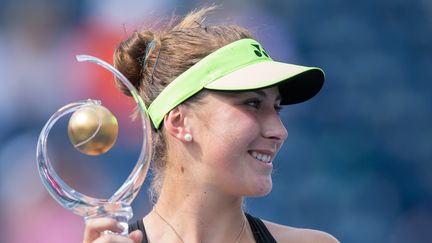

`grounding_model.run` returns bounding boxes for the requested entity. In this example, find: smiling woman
[182,87,287,198]
[82,6,339,243]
